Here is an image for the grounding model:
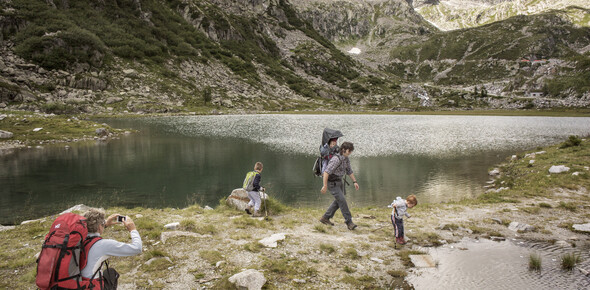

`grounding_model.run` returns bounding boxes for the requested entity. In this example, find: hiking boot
[319,217,334,226]
[397,237,407,245]
[346,222,357,230]
[245,205,252,215]
[252,211,263,217]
